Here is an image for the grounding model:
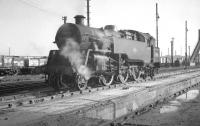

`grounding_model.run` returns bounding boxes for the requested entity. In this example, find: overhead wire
[17,0,62,17]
